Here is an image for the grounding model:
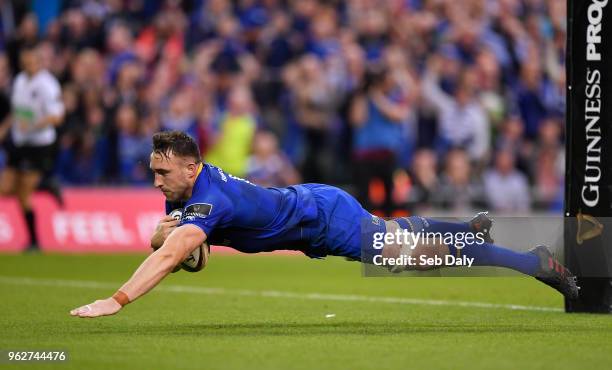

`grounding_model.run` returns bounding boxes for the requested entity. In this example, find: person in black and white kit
[0,43,64,250]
